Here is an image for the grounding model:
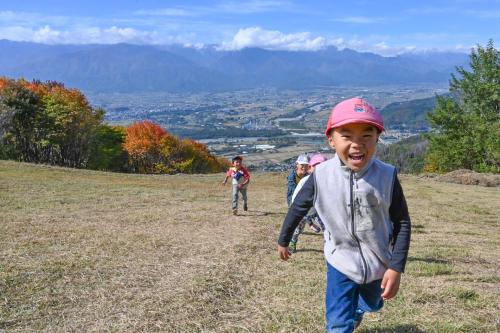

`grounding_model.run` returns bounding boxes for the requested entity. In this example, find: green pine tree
[425,40,500,173]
